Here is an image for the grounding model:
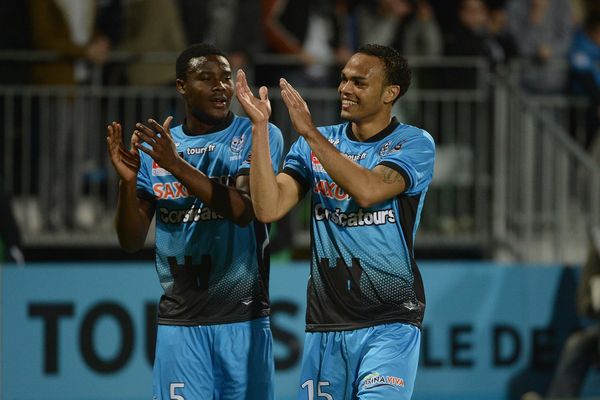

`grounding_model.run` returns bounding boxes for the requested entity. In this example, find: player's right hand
[235,69,271,125]
[106,121,140,183]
